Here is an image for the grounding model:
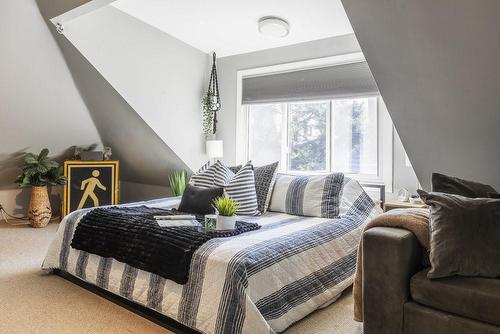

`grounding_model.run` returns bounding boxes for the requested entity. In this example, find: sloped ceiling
[37,0,209,184]
[55,34,191,185]
[53,4,209,173]
[341,0,500,190]
[0,0,101,189]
